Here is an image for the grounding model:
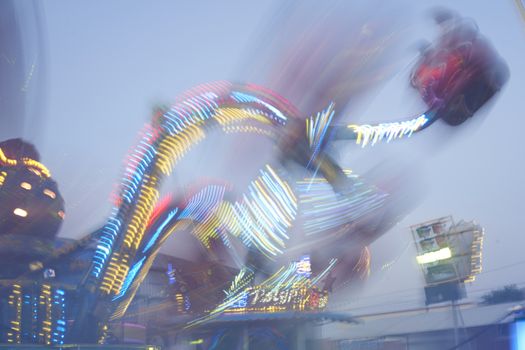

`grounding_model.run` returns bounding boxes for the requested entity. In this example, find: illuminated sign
[226,286,328,313]
[411,217,484,284]
[416,247,452,264]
